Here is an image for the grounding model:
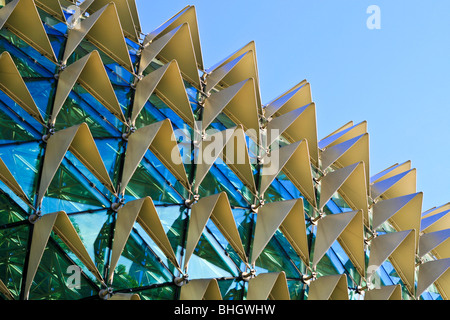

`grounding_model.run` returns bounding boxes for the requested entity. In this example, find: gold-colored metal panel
[260,140,316,207]
[37,123,116,206]
[321,133,370,189]
[419,229,450,259]
[371,169,416,201]
[0,278,13,300]
[422,210,450,234]
[221,126,257,195]
[53,212,104,283]
[108,293,141,300]
[416,258,450,299]
[0,52,45,124]
[203,78,260,140]
[319,162,368,225]
[312,210,365,277]
[251,199,309,265]
[247,272,290,300]
[206,41,261,108]
[24,212,59,300]
[108,197,180,283]
[373,193,423,249]
[86,0,139,42]
[422,202,450,219]
[135,198,181,271]
[371,160,411,184]
[0,156,33,208]
[62,3,133,73]
[35,0,65,22]
[144,5,202,70]
[51,51,125,125]
[364,285,402,300]
[321,121,354,142]
[368,230,416,295]
[131,60,195,128]
[180,279,222,300]
[266,103,318,166]
[194,126,256,195]
[307,274,349,300]
[120,119,188,194]
[139,23,200,89]
[264,80,311,119]
[184,192,247,271]
[319,121,367,150]
[0,0,57,62]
